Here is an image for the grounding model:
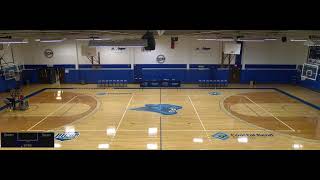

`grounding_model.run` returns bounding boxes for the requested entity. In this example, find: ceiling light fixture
[76,37,111,41]
[88,39,147,47]
[237,38,265,42]
[35,38,66,43]
[197,38,234,41]
[290,39,307,42]
[0,38,29,44]
[264,38,278,41]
